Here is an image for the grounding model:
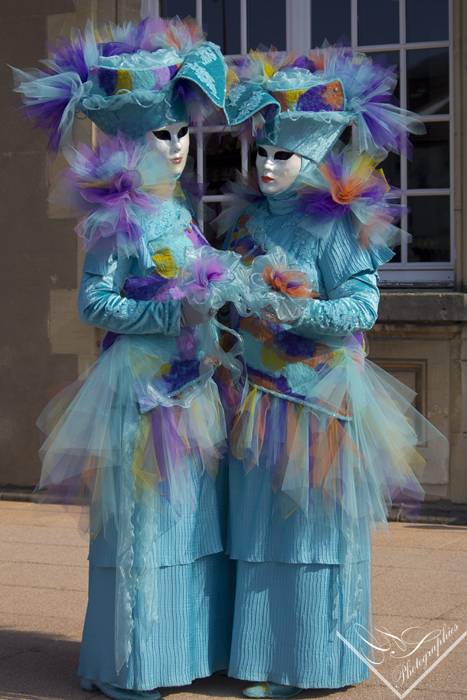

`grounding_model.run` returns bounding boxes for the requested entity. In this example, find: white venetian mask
[146,121,190,177]
[256,144,302,195]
